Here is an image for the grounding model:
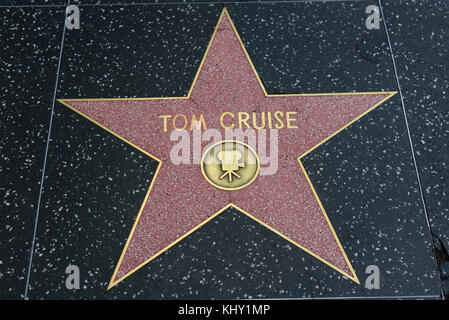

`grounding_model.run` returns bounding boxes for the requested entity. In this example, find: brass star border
[58,8,397,289]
